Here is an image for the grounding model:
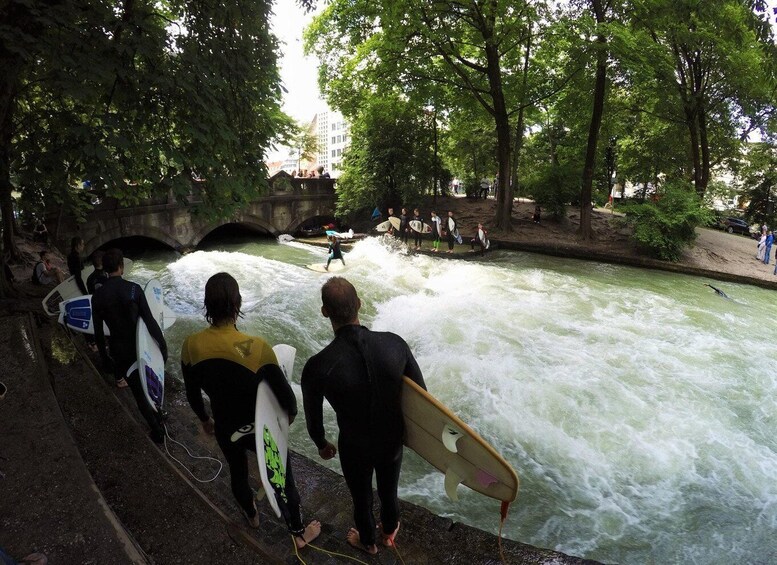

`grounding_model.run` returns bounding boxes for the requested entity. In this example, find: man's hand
[201,417,215,435]
[318,441,337,460]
